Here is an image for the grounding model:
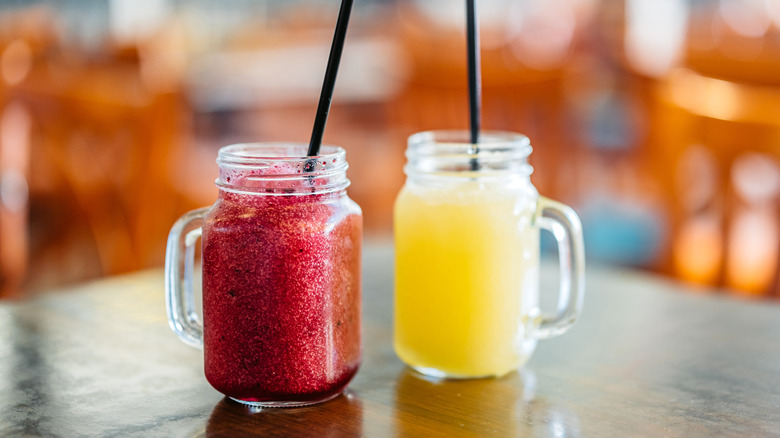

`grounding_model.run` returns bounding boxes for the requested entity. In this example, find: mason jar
[394,130,585,379]
[166,143,362,407]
